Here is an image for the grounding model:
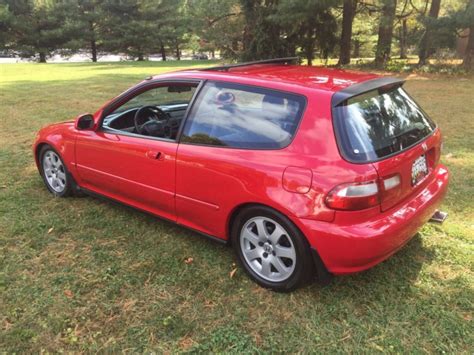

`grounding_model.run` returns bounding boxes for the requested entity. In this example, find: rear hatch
[332,81,441,211]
